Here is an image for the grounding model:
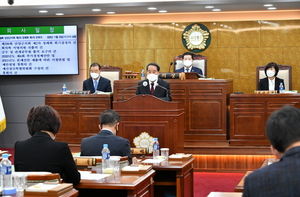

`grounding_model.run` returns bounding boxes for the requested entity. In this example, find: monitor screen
[0,25,79,75]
